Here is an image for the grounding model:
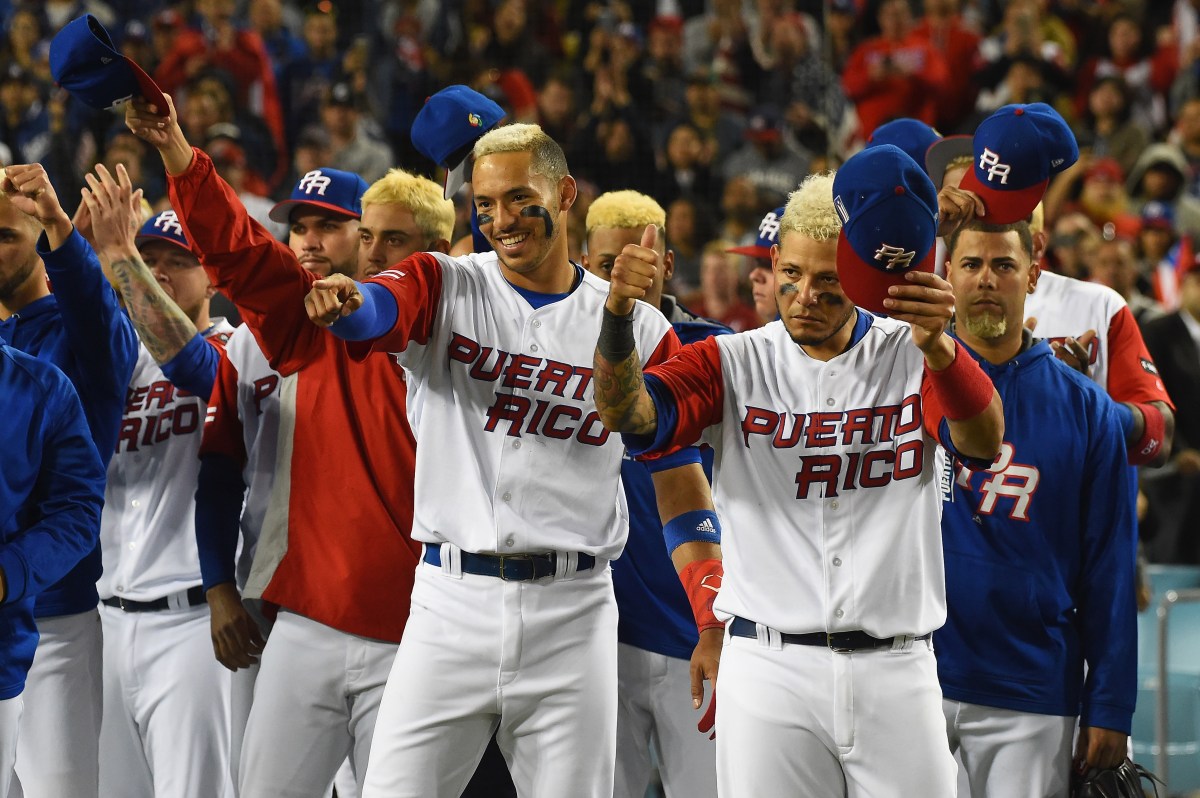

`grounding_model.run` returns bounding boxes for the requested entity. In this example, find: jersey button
[505,536,515,547]
[502,491,512,502]
[825,398,835,406]
[116,584,124,592]
[513,441,521,449]
[533,320,542,328]
[830,500,840,510]
[530,344,539,352]
[131,499,140,508]
[127,542,136,551]
[834,609,844,618]
[832,557,842,567]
